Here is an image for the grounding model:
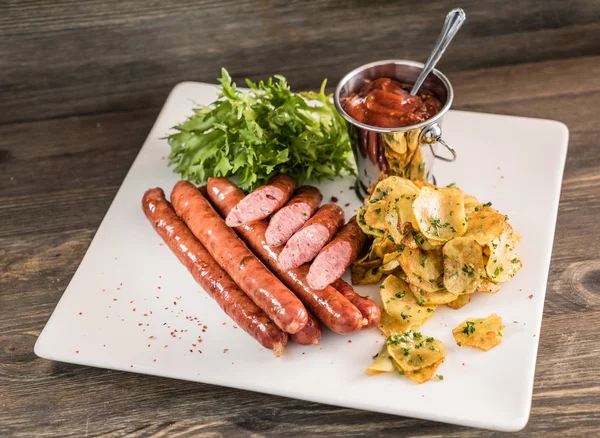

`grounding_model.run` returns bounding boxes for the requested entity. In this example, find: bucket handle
[420,124,457,162]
